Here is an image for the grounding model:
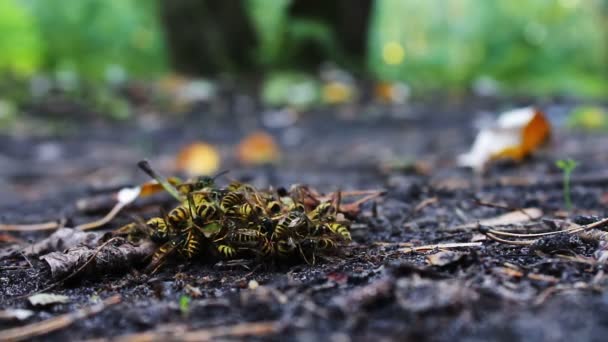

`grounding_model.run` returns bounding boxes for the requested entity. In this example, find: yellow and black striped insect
[134,161,359,268]
[266,200,283,216]
[324,222,351,241]
[217,244,237,258]
[147,217,172,243]
[308,202,335,222]
[220,192,245,211]
[167,205,190,228]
